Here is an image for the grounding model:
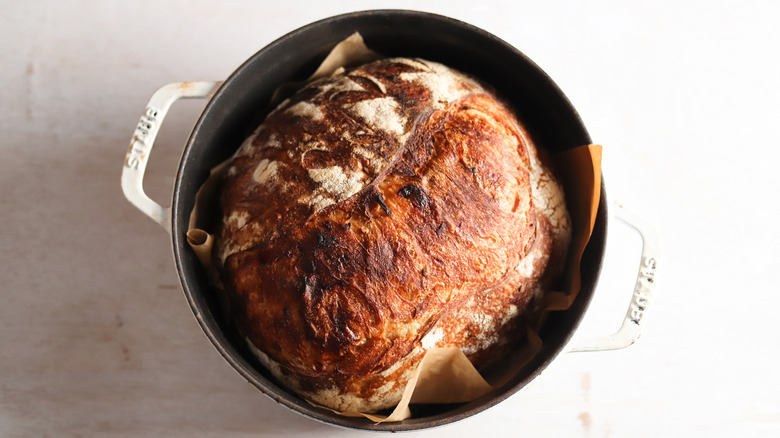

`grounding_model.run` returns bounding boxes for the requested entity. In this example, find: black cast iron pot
[121,9,658,431]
